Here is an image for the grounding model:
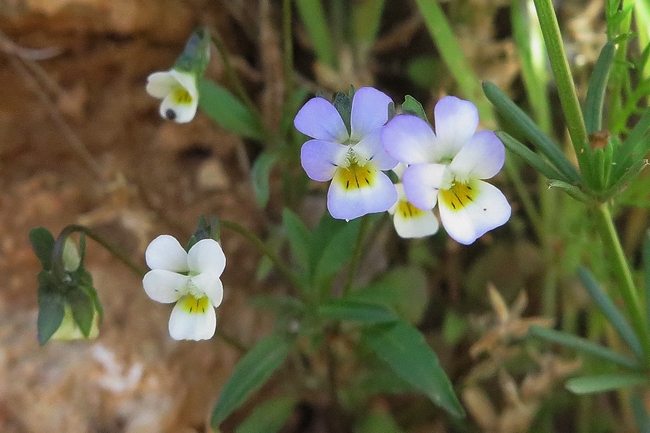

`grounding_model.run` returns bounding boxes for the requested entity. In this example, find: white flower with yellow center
[142,235,225,340]
[294,87,398,220]
[382,96,511,245]
[388,164,439,238]
[146,70,198,123]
